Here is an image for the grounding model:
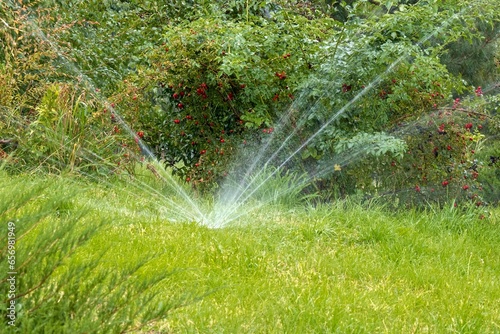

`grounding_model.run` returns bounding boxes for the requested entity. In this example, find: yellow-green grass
[1,171,499,333]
